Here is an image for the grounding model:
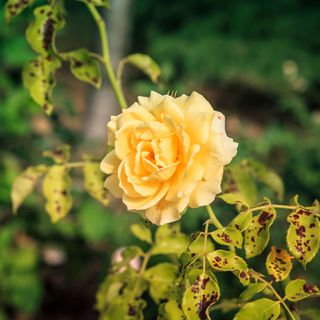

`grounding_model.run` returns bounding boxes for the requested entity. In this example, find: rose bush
[100,91,238,225]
